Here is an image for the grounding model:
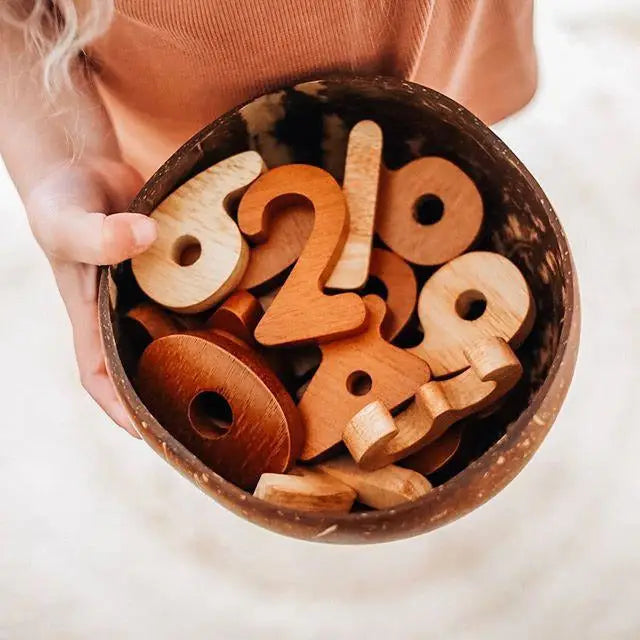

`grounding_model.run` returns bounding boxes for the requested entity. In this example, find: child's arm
[0,24,157,436]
